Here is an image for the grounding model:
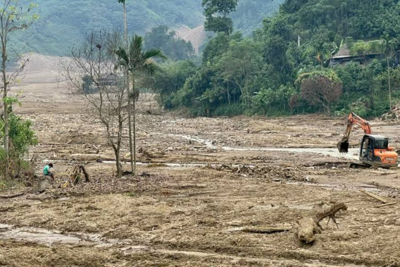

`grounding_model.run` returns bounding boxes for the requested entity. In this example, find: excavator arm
[337,112,372,153]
